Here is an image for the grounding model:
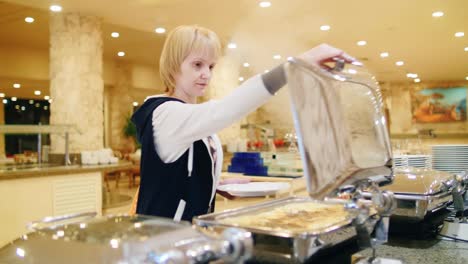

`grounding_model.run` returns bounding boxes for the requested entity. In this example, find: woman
[130,25,357,221]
